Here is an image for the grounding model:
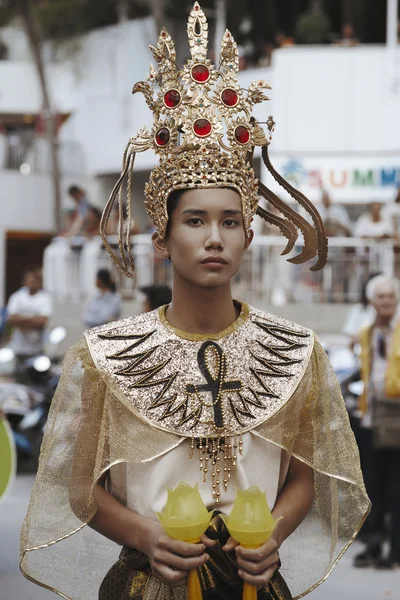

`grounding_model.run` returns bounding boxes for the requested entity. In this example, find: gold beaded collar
[157,301,250,341]
[87,305,313,502]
